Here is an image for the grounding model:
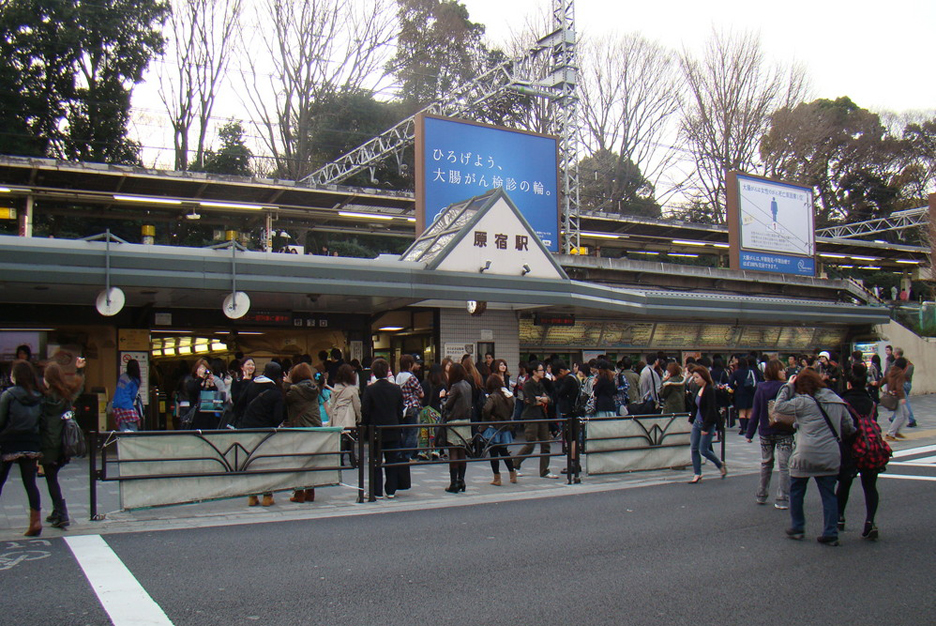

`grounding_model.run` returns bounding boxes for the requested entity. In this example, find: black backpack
[2,392,42,436]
